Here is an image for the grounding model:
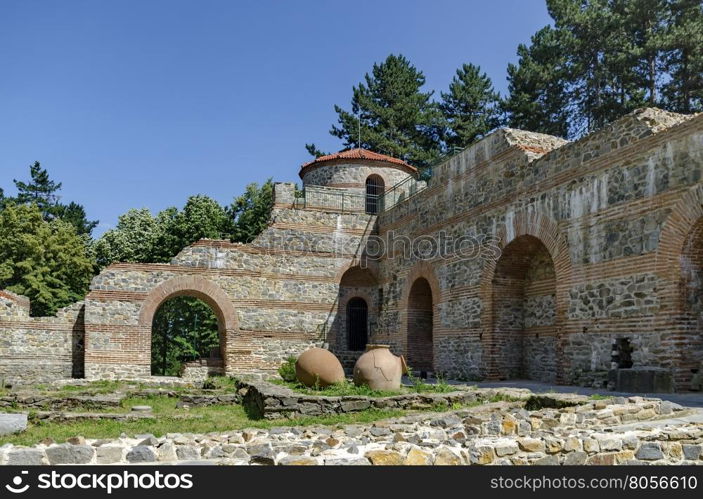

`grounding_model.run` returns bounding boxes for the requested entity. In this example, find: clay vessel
[353,344,408,391]
[295,348,345,387]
